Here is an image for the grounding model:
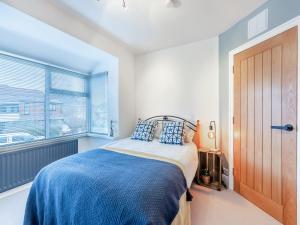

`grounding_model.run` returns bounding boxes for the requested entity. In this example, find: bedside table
[196,147,223,191]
